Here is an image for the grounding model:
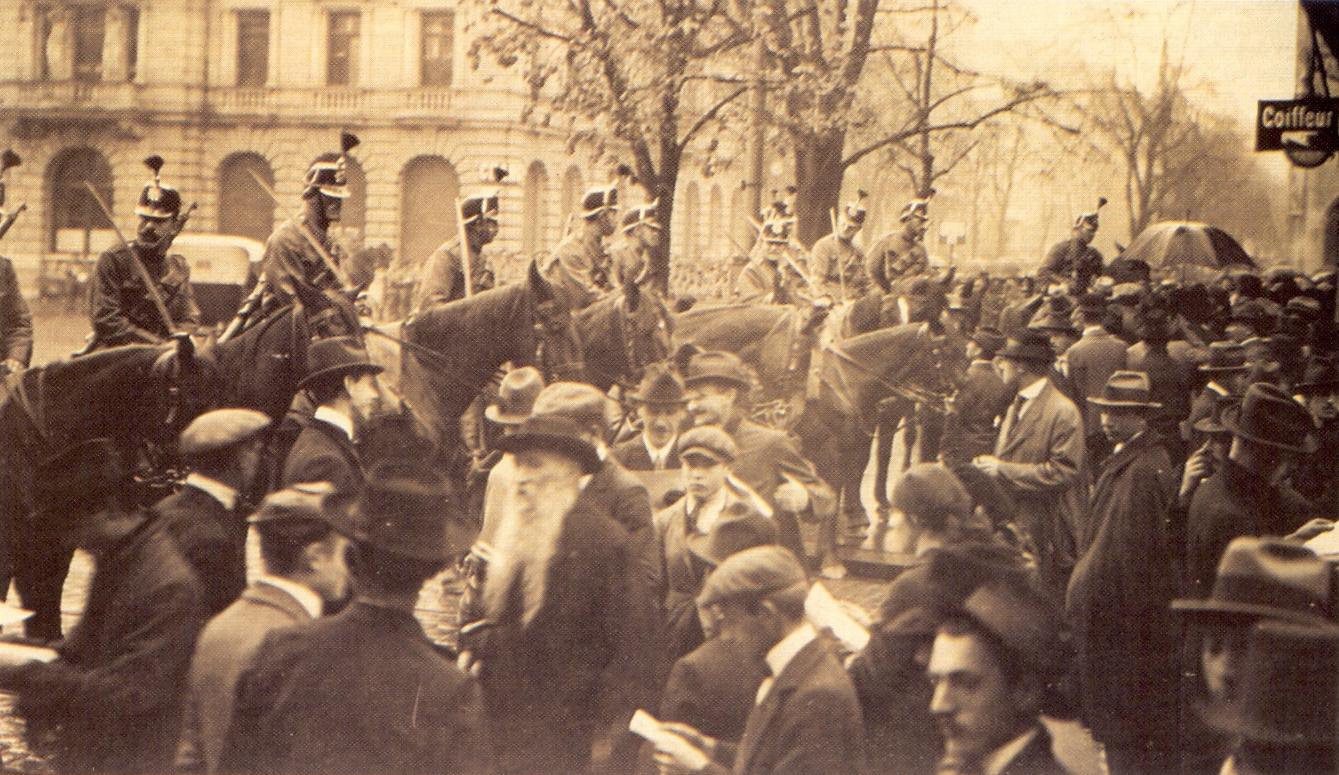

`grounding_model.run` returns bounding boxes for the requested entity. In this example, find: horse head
[617,276,673,380]
[527,260,586,382]
[149,333,227,442]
